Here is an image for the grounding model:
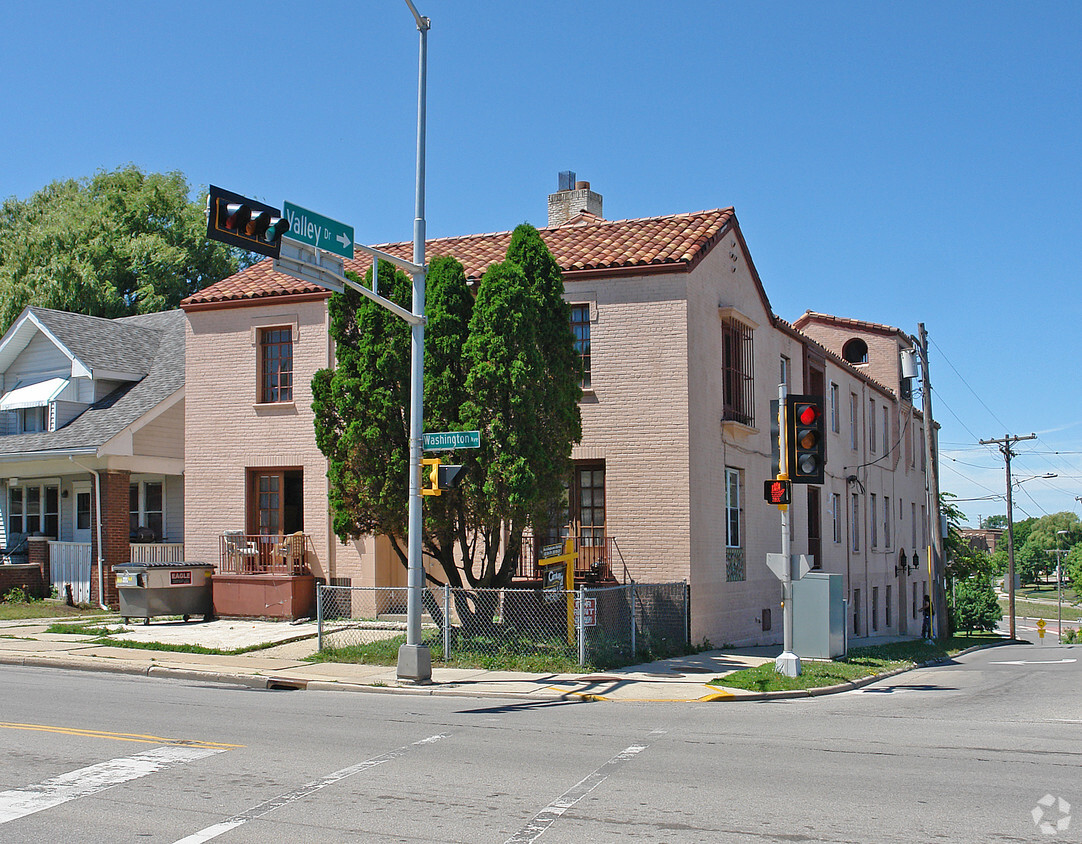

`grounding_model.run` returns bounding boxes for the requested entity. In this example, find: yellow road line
[0,721,242,749]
